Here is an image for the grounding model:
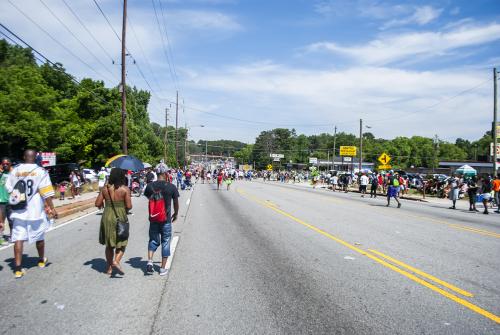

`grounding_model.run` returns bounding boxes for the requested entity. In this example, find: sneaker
[159,268,169,276]
[14,269,25,279]
[146,262,154,274]
[38,257,48,268]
